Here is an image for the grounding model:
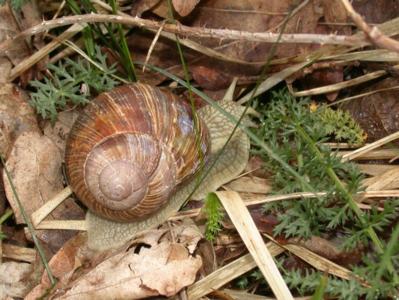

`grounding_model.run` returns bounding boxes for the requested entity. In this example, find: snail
[65,83,250,250]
